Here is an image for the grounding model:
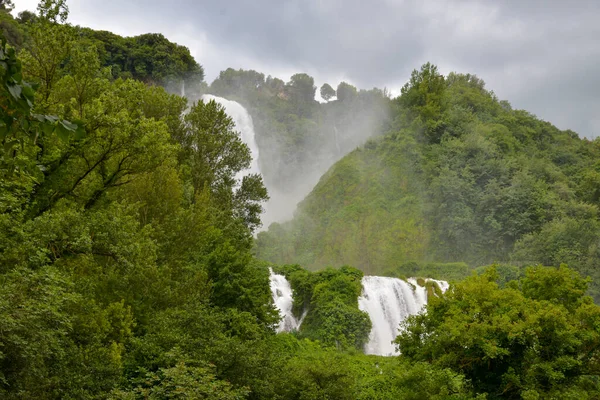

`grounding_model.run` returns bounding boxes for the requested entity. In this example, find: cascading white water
[201,95,261,179]
[358,276,448,356]
[268,269,448,355]
[269,268,302,332]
